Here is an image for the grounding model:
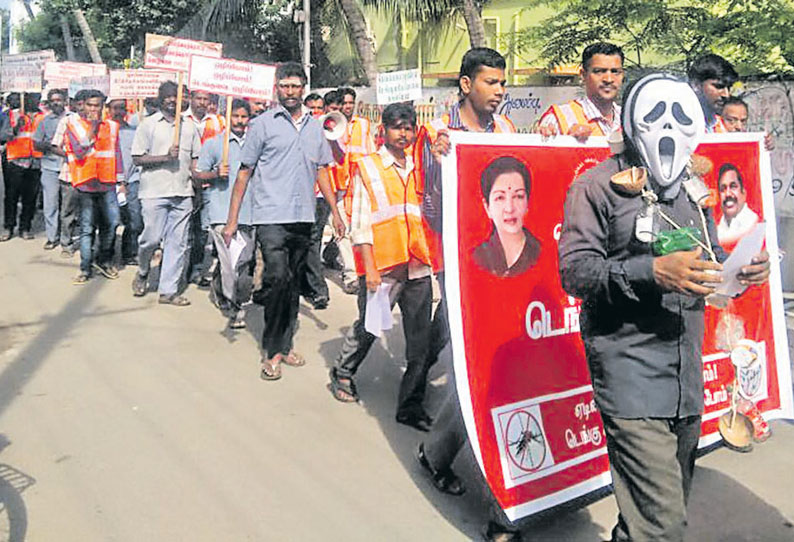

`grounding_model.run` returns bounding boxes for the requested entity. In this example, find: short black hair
[459,48,506,93]
[84,89,106,103]
[687,54,738,86]
[231,98,250,115]
[47,88,66,101]
[323,90,341,105]
[304,93,322,105]
[158,81,178,102]
[338,87,356,101]
[74,89,90,103]
[275,61,307,85]
[582,42,624,70]
[108,98,127,108]
[723,95,748,111]
[381,102,416,128]
[190,90,210,98]
[718,162,745,191]
[480,156,531,200]
[23,93,41,110]
[5,93,19,107]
